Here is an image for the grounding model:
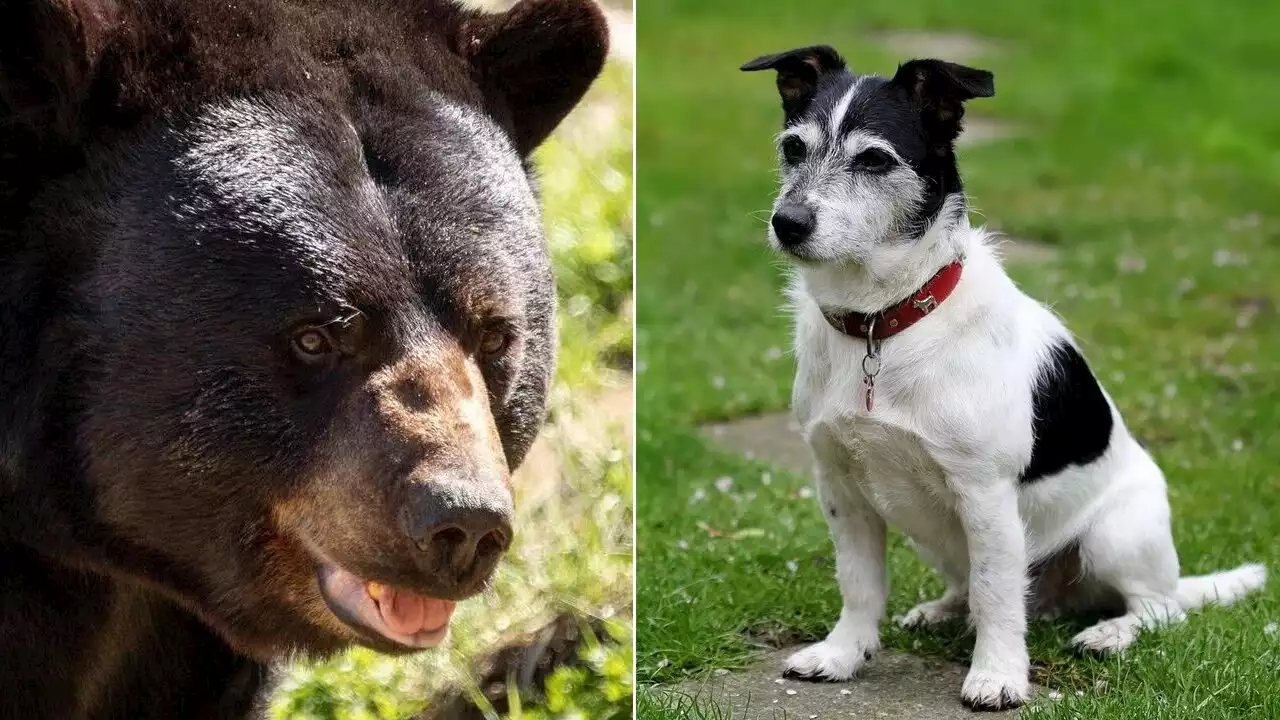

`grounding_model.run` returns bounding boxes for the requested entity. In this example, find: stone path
[703,414,809,474]
[662,648,1011,720]
[997,235,1060,264]
[869,30,1000,63]
[958,118,1022,147]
